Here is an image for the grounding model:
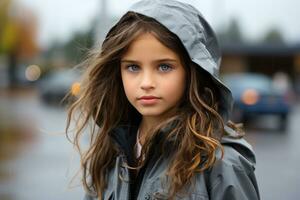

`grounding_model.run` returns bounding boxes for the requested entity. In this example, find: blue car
[222,73,293,130]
